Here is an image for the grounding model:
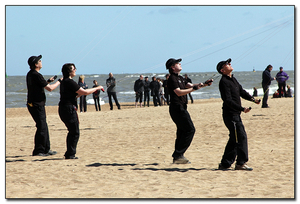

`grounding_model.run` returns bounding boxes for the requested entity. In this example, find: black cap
[216,58,231,74]
[166,58,182,69]
[28,55,42,67]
